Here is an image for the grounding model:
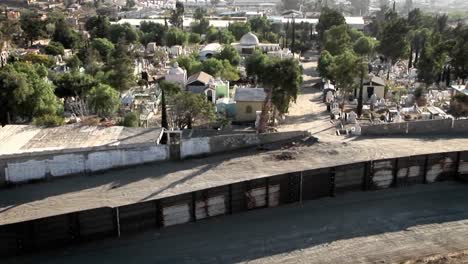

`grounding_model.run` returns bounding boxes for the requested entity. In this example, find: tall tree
[316,7,345,41]
[331,49,360,107]
[377,17,410,79]
[317,50,335,81]
[170,1,184,29]
[20,10,46,46]
[323,24,351,56]
[228,22,251,40]
[166,27,188,46]
[159,80,181,129]
[86,84,120,117]
[168,93,216,129]
[0,62,63,125]
[216,45,241,66]
[106,42,135,91]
